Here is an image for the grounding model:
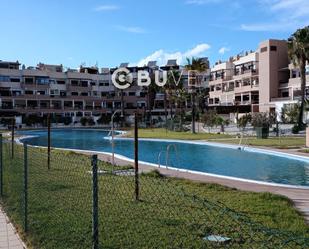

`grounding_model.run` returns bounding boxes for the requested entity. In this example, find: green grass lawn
[124,128,306,149]
[125,128,232,140]
[1,144,309,249]
[213,137,306,149]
